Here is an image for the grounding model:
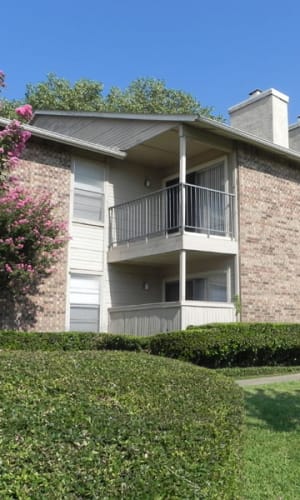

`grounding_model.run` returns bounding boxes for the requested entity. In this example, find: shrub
[0,350,244,499]
[0,330,148,351]
[149,323,300,368]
